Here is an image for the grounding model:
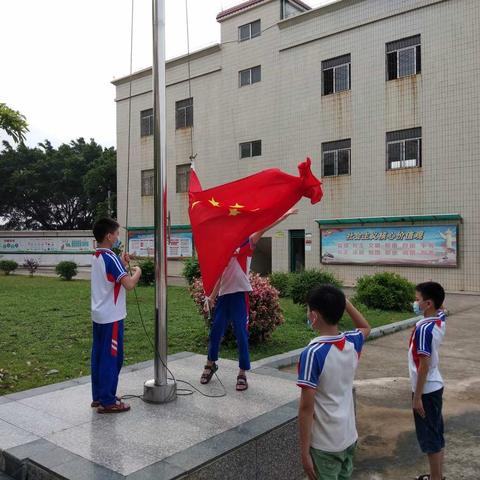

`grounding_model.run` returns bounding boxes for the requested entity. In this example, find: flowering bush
[23,258,39,277]
[190,273,284,344]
